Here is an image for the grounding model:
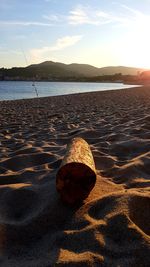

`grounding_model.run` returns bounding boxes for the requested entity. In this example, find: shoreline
[0,83,143,103]
[0,85,149,266]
